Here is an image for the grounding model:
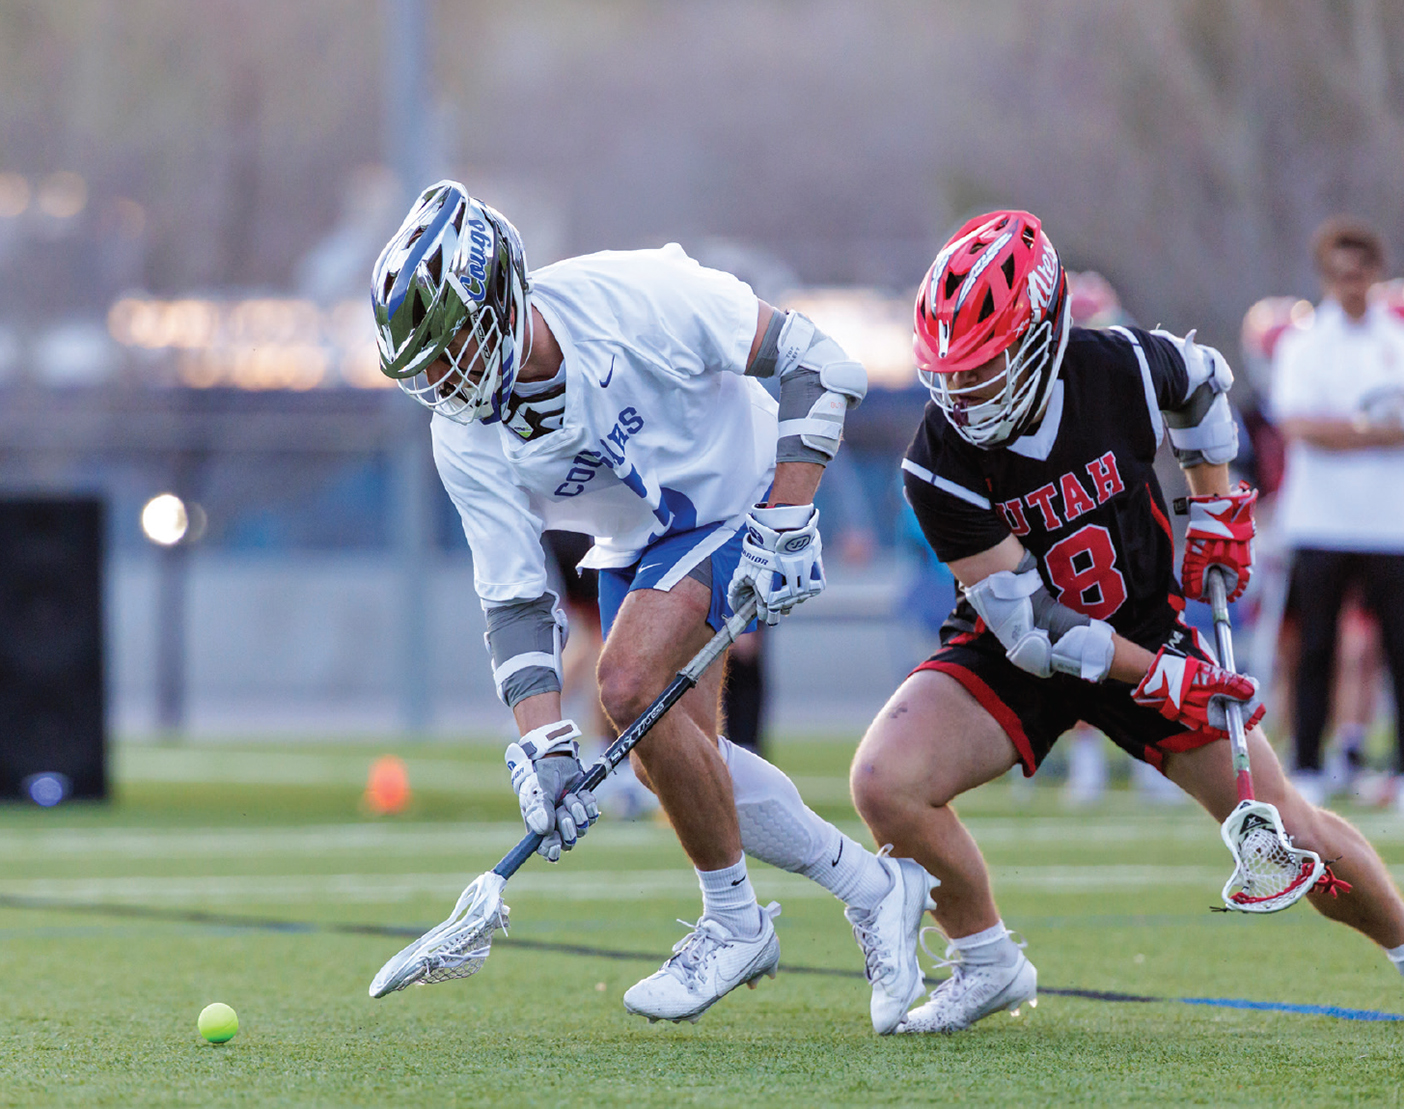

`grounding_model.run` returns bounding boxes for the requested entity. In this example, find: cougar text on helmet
[458,219,493,302]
